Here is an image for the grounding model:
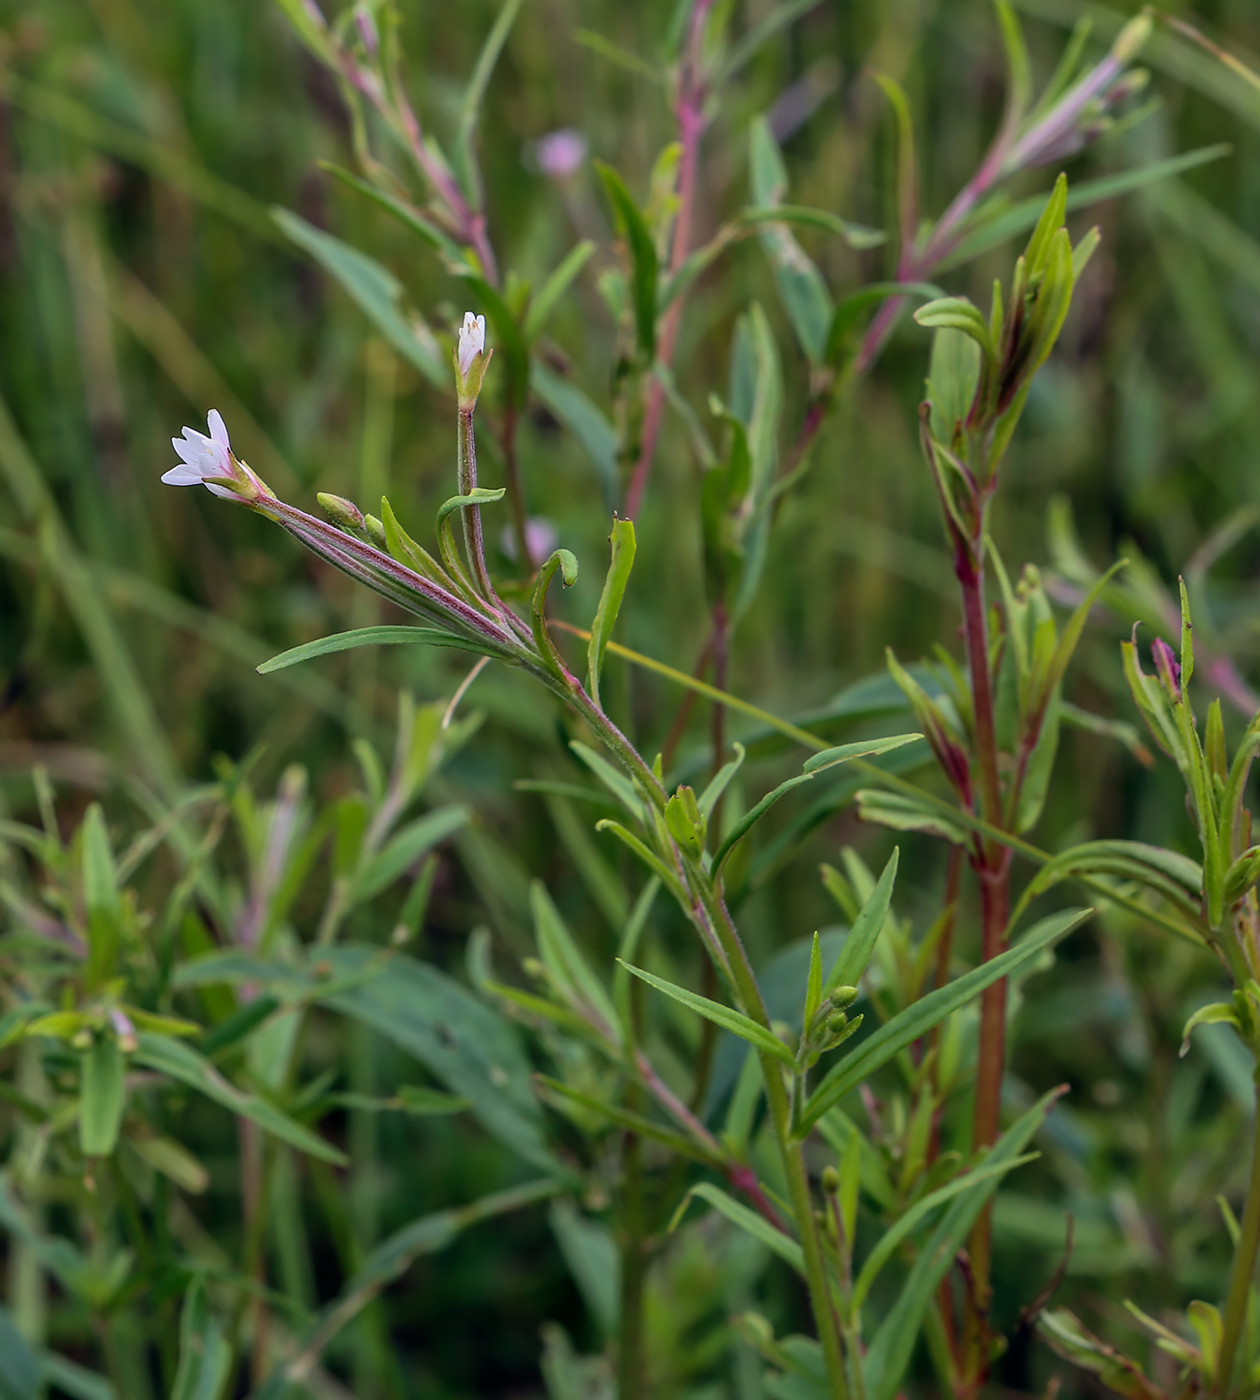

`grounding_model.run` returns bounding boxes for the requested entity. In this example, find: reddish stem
[623,5,712,520]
